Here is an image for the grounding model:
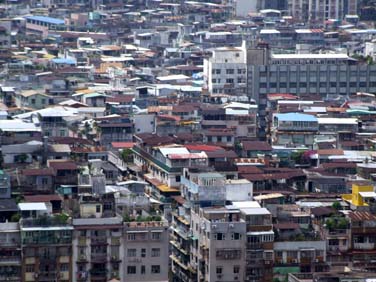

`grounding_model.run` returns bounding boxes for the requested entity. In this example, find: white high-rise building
[288,0,358,22]
[203,42,247,97]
